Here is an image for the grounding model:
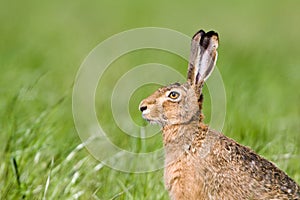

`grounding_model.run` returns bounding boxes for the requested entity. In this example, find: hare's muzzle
[139,100,149,114]
[139,105,147,112]
[139,100,152,120]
